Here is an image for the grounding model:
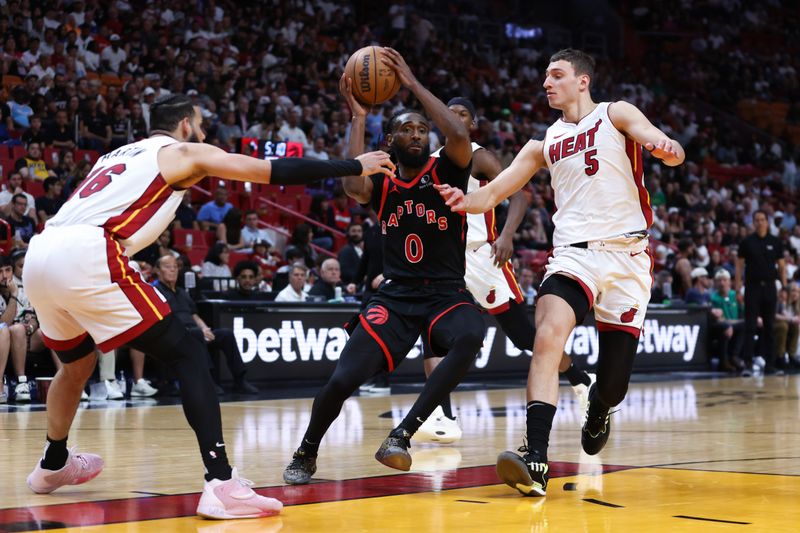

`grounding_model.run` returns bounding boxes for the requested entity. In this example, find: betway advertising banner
[201,303,708,381]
